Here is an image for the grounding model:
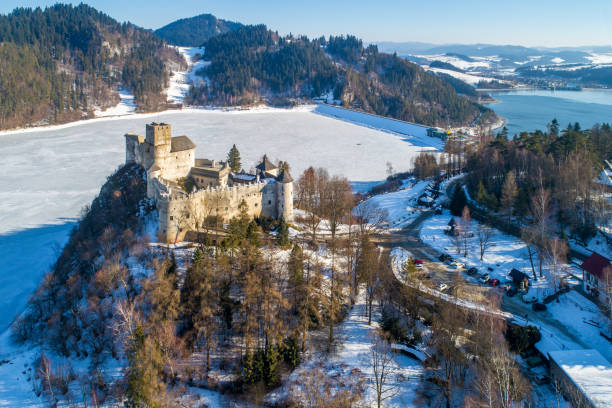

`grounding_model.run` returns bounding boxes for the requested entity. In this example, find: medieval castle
[125,123,293,243]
